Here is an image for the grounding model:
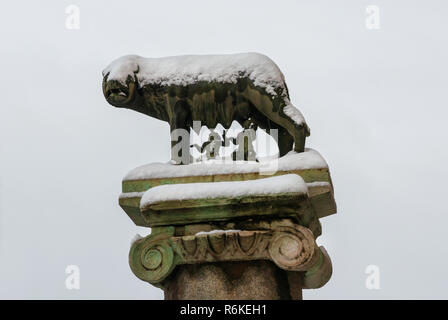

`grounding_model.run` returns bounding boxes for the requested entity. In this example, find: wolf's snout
[105,82,128,99]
